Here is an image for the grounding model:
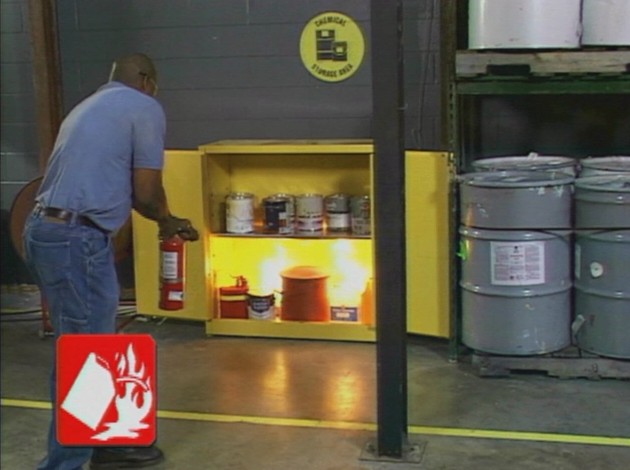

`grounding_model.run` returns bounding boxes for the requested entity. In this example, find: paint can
[296,194,324,233]
[350,195,371,235]
[272,193,296,233]
[247,291,276,320]
[263,196,291,234]
[226,192,254,234]
[325,193,351,233]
